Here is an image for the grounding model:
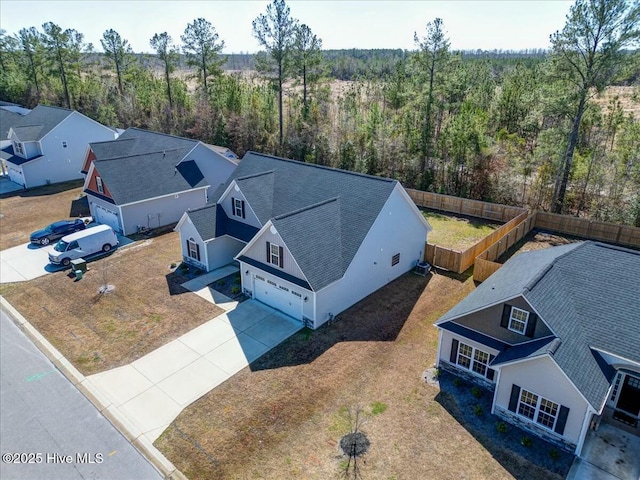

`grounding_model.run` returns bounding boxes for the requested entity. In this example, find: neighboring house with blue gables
[176,151,431,329]
[82,128,238,235]
[1,105,116,188]
[434,241,640,455]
